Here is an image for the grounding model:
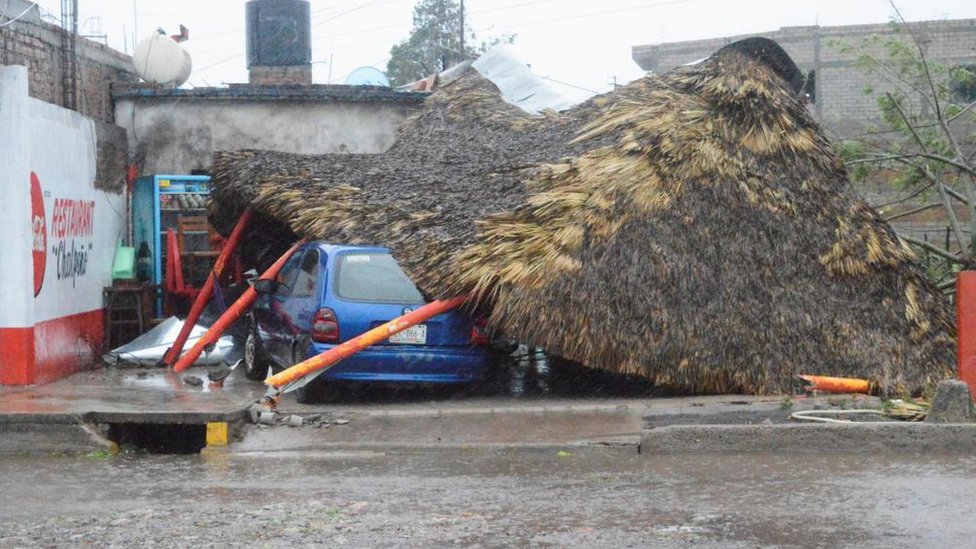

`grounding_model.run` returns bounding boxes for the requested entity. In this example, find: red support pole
[265,295,467,392]
[173,240,306,373]
[162,208,253,367]
[957,271,976,400]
